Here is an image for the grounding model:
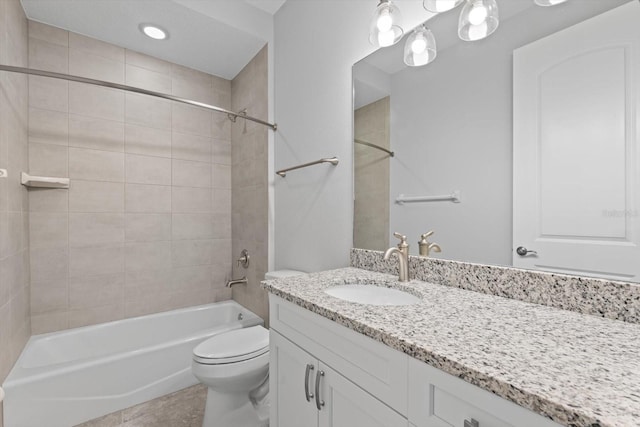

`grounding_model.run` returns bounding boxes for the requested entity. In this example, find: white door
[270,331,318,427]
[318,362,408,427]
[513,1,640,281]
